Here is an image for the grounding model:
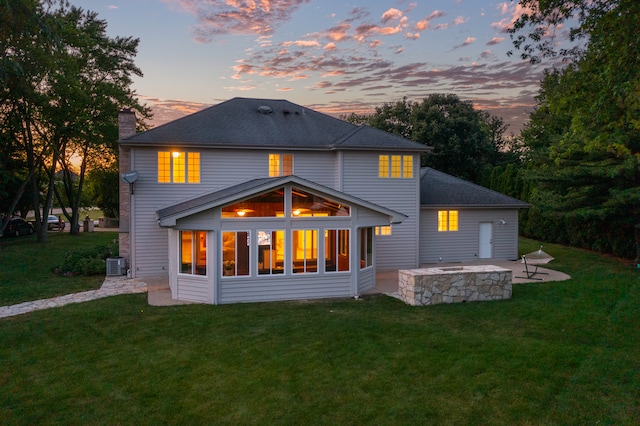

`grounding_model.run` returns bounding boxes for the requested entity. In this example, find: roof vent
[258,105,273,114]
[283,109,290,115]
